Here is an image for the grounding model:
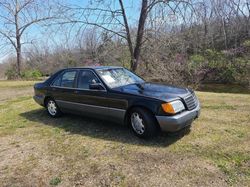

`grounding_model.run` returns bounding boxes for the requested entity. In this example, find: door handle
[74,90,79,94]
